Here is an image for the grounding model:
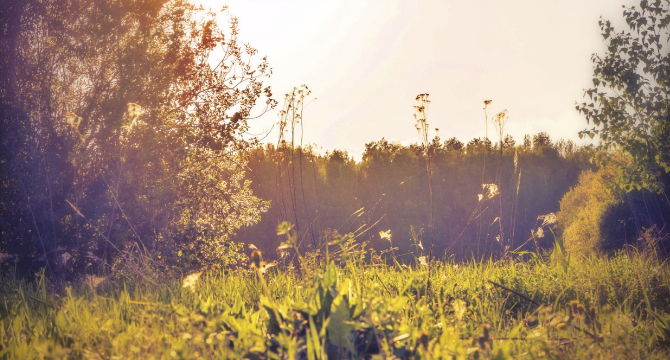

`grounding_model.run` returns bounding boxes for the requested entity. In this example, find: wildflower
[379,230,392,242]
[536,227,544,238]
[478,184,499,202]
[258,261,278,275]
[493,110,508,128]
[418,256,428,266]
[538,213,558,227]
[182,272,202,292]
